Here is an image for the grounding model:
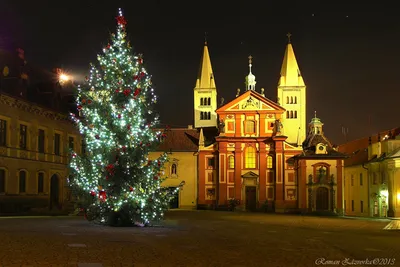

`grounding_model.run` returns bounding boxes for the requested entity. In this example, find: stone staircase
[383,220,400,230]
